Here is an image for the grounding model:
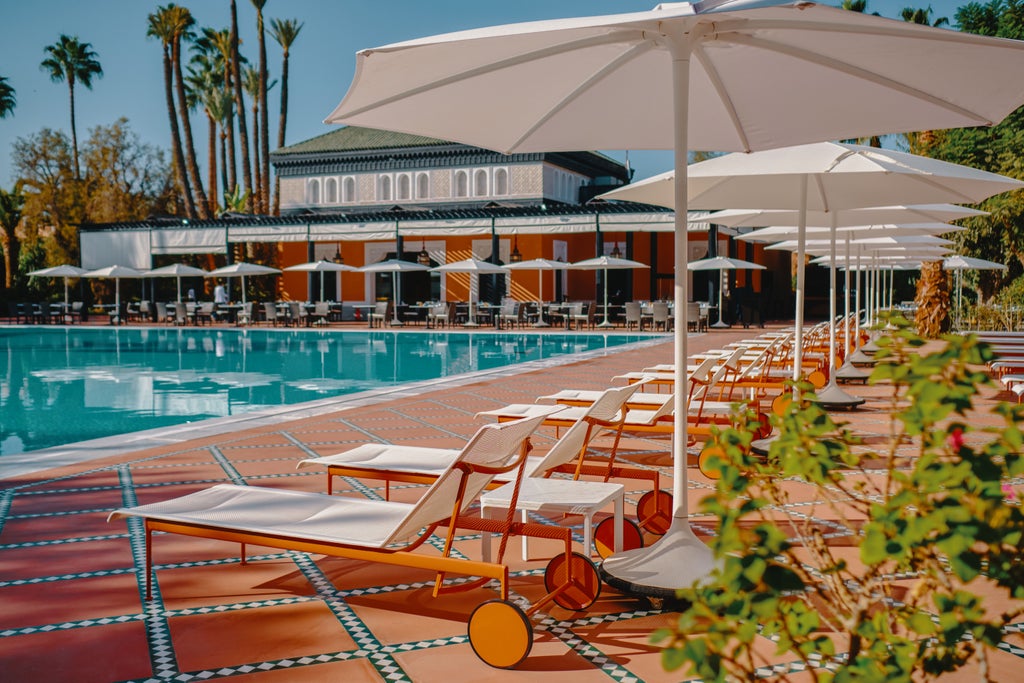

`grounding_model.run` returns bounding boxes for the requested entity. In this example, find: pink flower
[1003,483,1018,502]
[947,427,965,452]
